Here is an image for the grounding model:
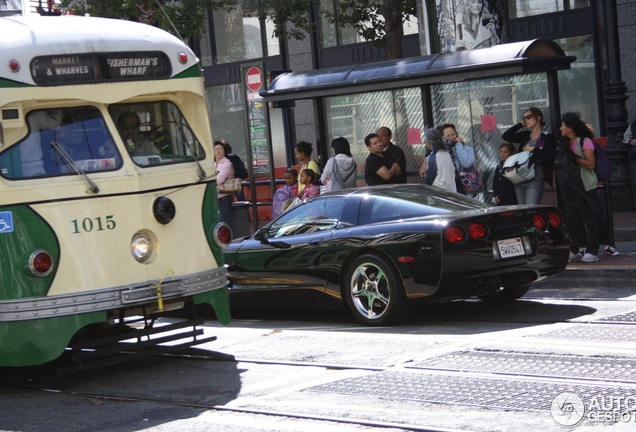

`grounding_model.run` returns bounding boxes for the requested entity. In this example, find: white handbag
[501,151,535,184]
